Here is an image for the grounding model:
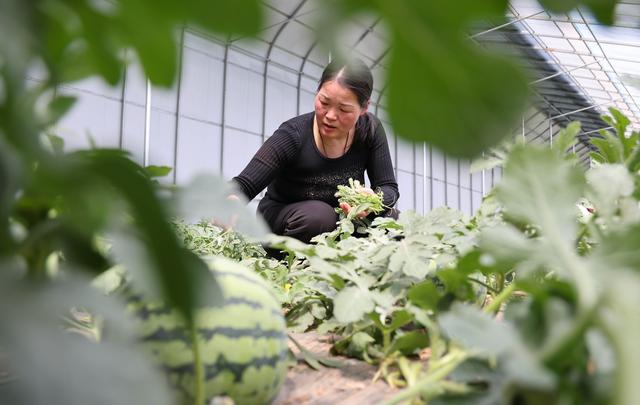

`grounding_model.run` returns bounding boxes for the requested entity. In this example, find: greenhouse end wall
[35,30,495,216]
